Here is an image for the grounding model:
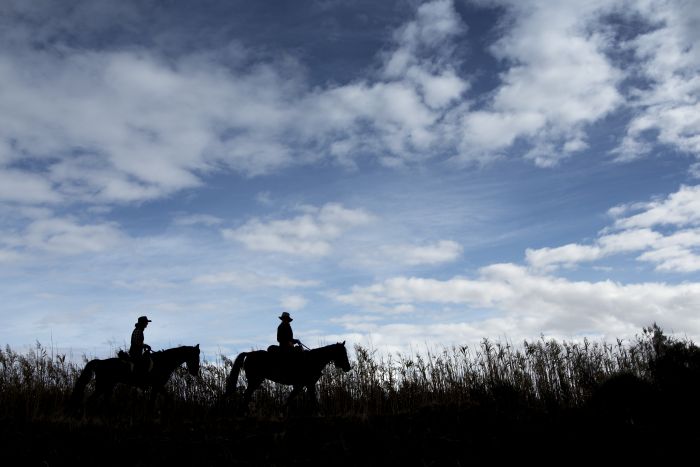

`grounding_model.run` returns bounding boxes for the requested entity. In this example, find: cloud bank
[1,0,699,208]
[331,262,700,349]
[527,185,700,272]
